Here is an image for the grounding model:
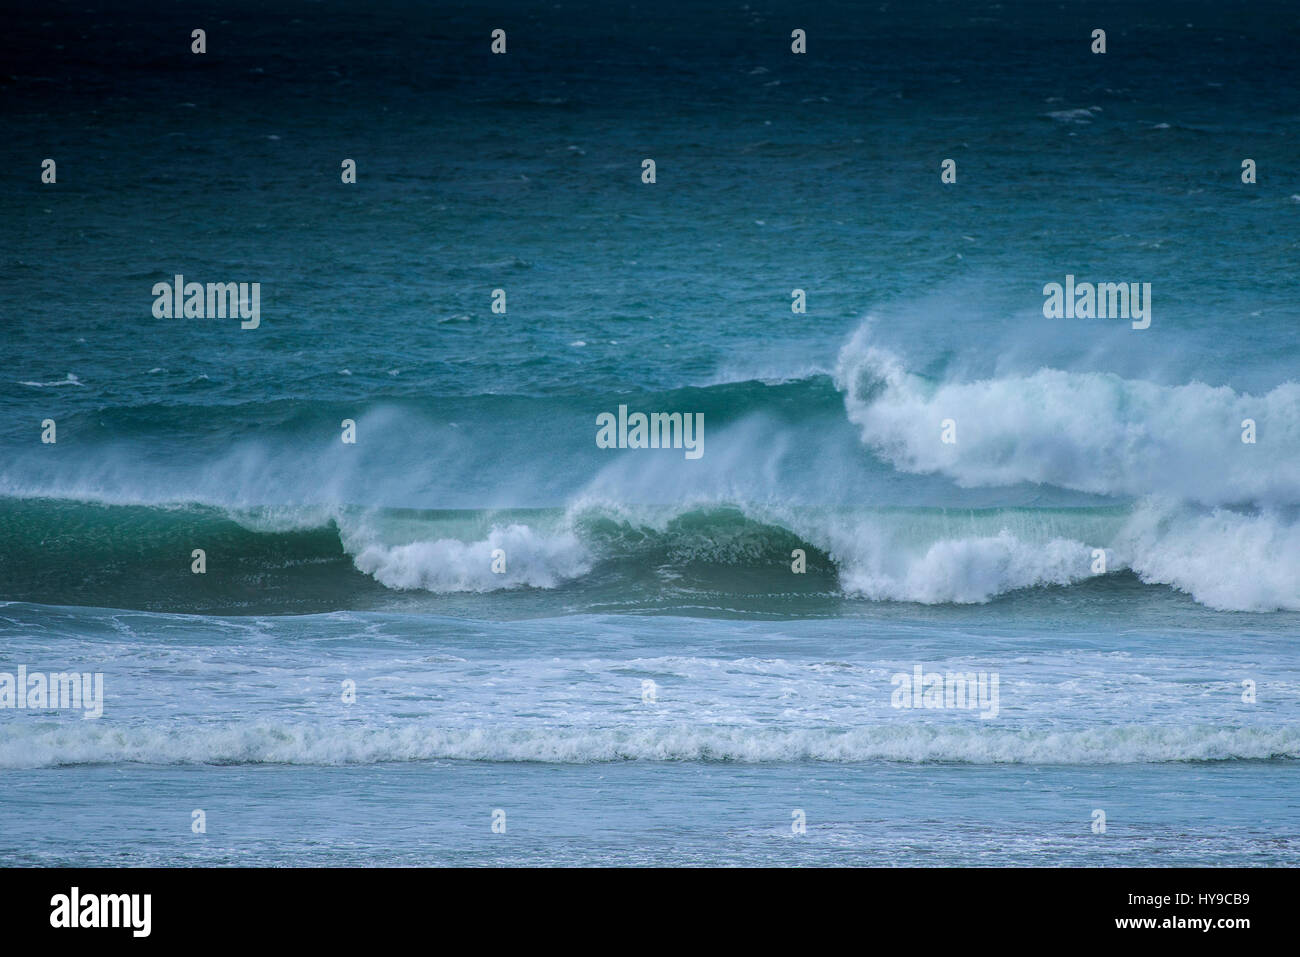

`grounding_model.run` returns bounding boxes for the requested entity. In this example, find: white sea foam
[828,528,1097,604]
[1116,500,1300,611]
[0,720,1293,768]
[835,324,1300,506]
[343,520,591,592]
[18,373,83,388]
